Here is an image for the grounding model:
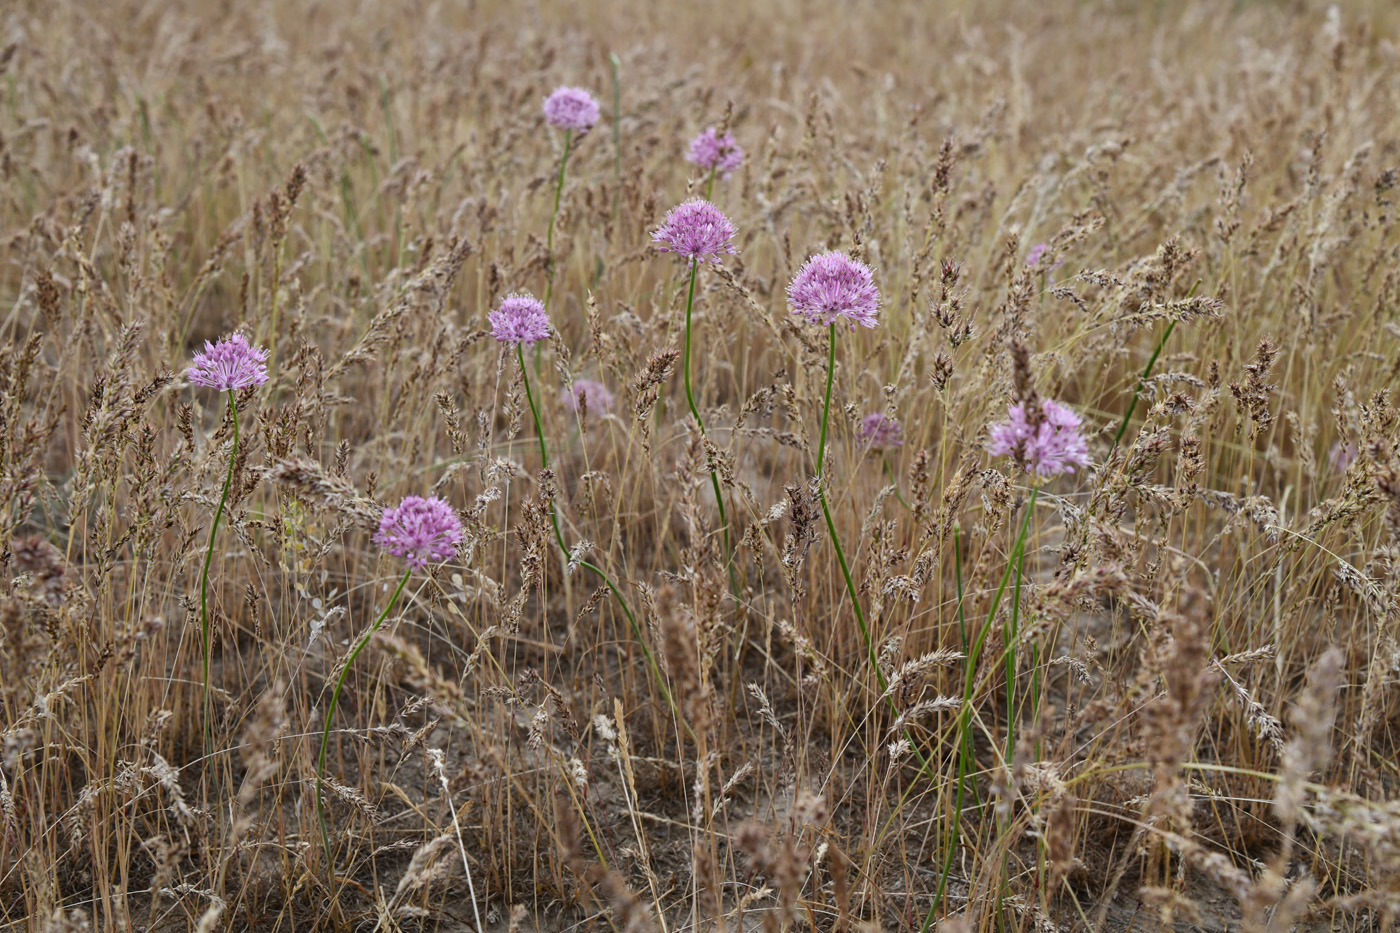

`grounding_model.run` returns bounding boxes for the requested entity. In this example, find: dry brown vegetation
[4,0,1400,929]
